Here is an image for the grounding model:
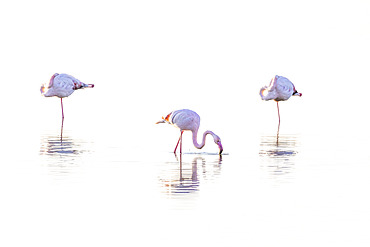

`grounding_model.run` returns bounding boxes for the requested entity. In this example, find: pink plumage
[156,109,223,154]
[260,75,302,126]
[41,73,94,125]
[41,73,94,98]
